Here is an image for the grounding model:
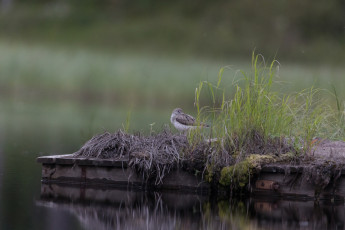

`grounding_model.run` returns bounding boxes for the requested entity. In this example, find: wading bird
[170,108,209,133]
